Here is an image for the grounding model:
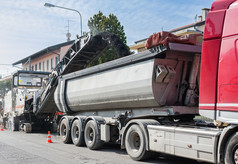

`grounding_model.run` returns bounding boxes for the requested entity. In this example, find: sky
[0,0,214,77]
